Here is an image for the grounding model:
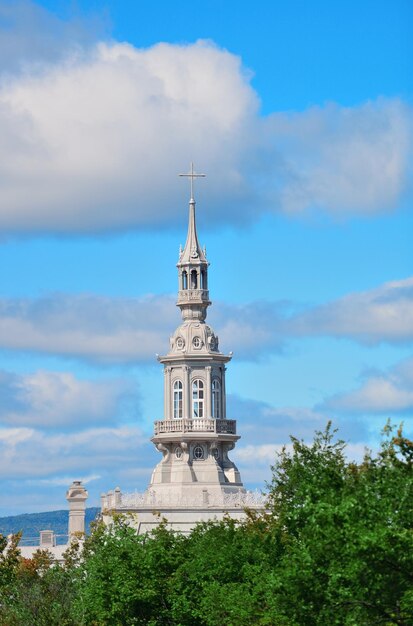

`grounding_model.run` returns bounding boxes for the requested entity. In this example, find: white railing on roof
[15,533,69,547]
[101,489,267,511]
